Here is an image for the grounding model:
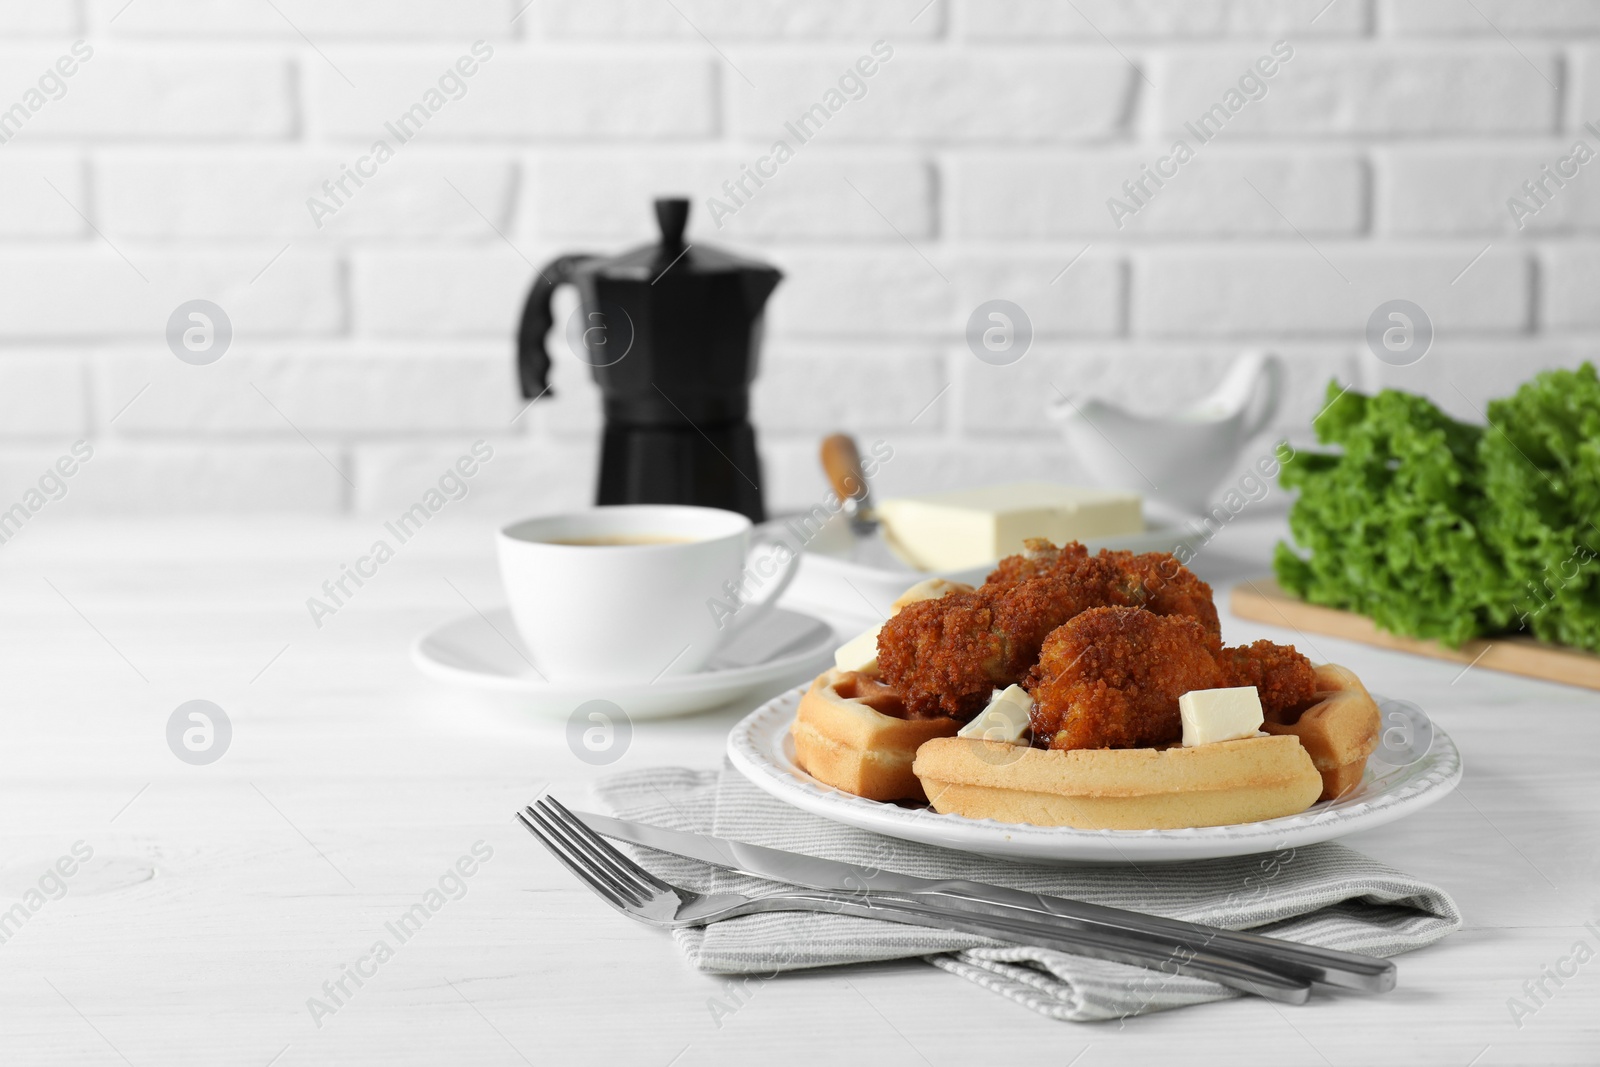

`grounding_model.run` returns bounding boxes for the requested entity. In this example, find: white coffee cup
[496,505,801,683]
